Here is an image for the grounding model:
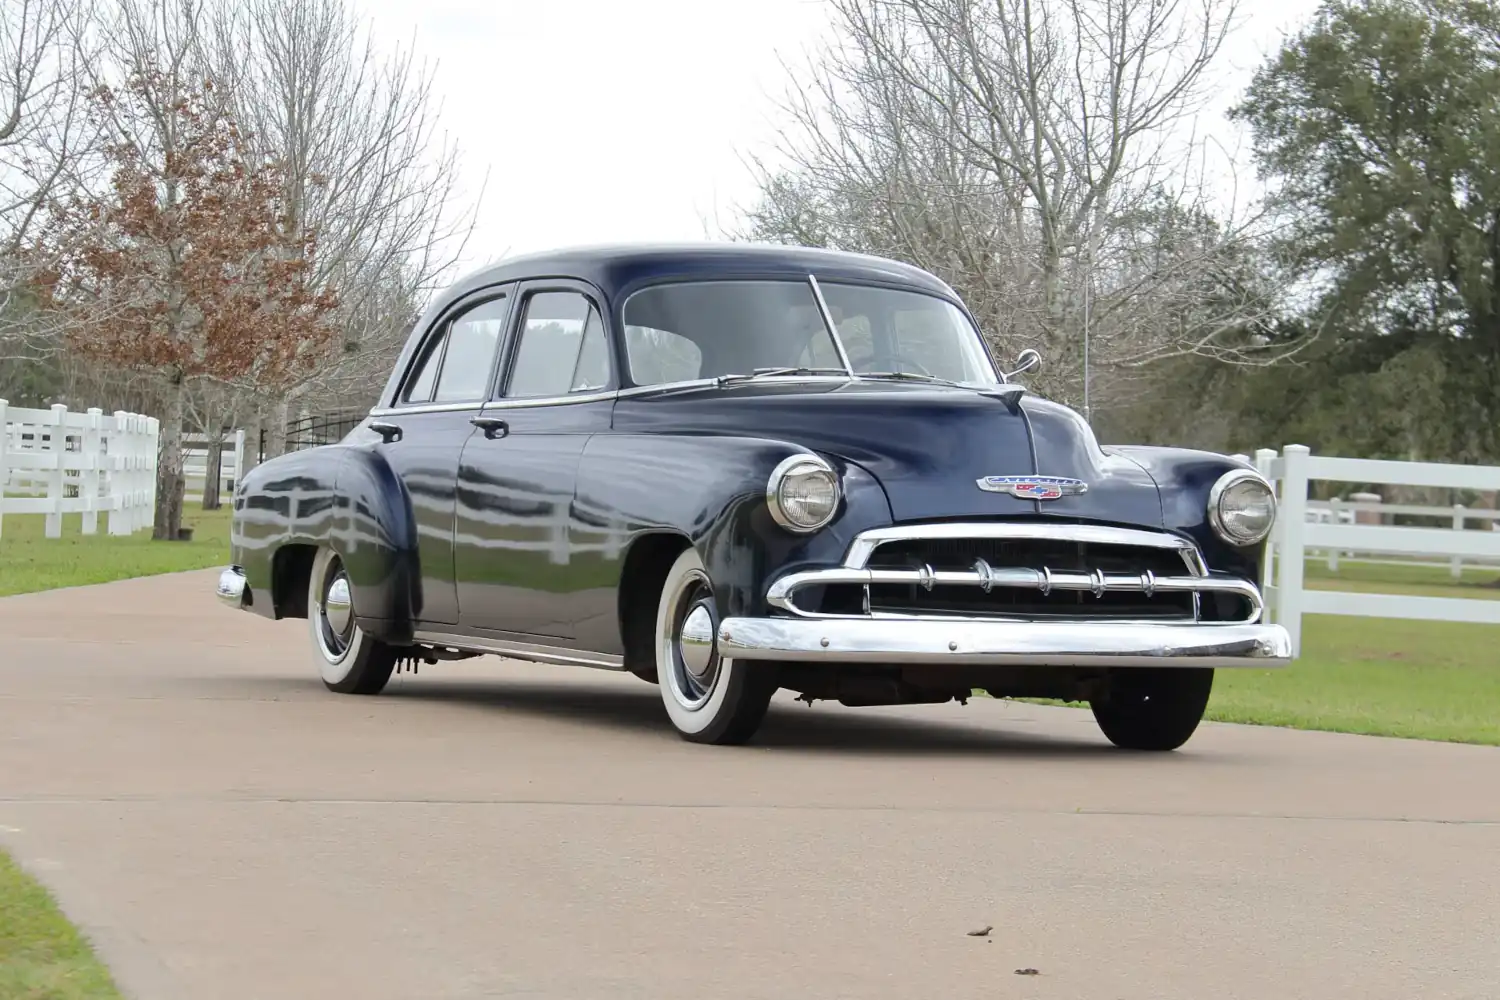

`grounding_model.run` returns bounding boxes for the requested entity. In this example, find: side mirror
[1005,348,1041,379]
